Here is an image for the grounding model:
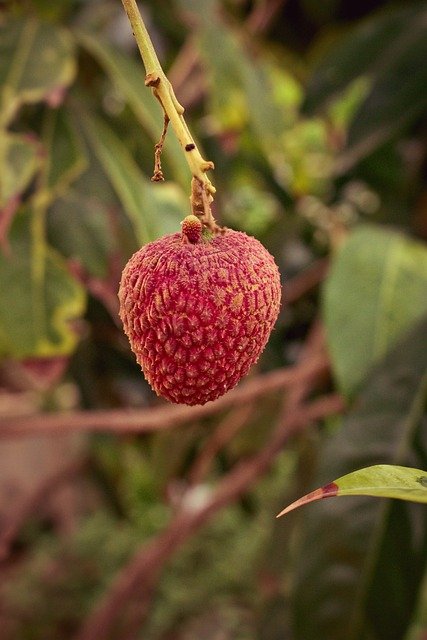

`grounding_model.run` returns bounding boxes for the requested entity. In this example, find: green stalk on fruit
[119,0,282,406]
[121,0,217,229]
